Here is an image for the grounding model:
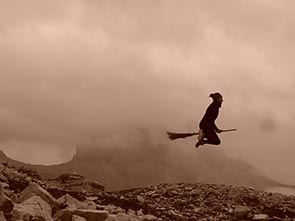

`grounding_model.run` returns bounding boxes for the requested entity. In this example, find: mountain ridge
[0,144,284,191]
